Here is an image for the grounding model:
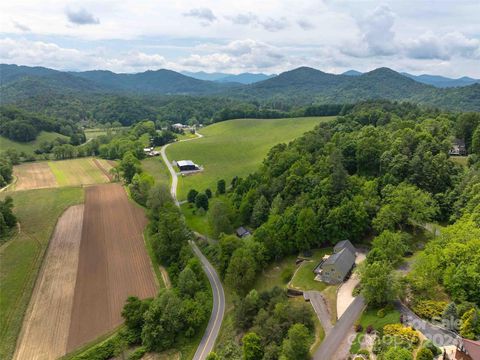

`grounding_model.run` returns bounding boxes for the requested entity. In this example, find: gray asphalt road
[161,134,226,360]
[190,241,226,360]
[314,296,366,360]
[304,291,334,335]
[396,301,459,347]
